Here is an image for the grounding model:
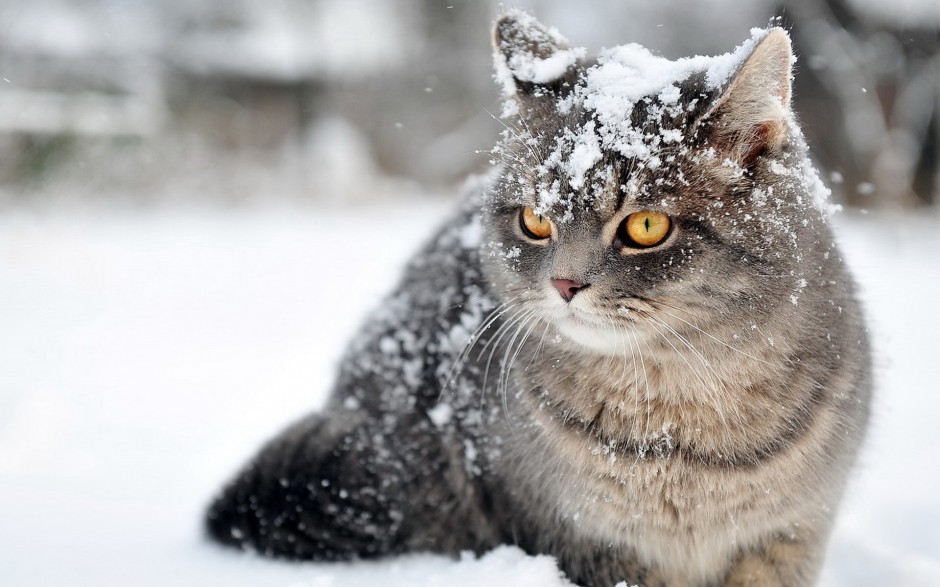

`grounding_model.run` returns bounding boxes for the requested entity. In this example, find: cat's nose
[551,278,587,302]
